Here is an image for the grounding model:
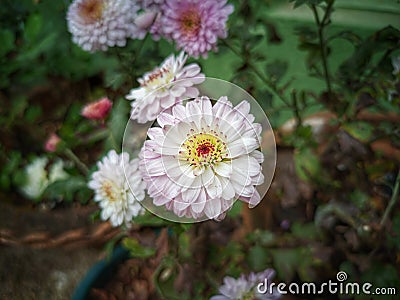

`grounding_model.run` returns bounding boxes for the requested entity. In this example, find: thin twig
[311,2,334,99]
[64,148,89,176]
[380,169,400,227]
[222,39,291,107]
